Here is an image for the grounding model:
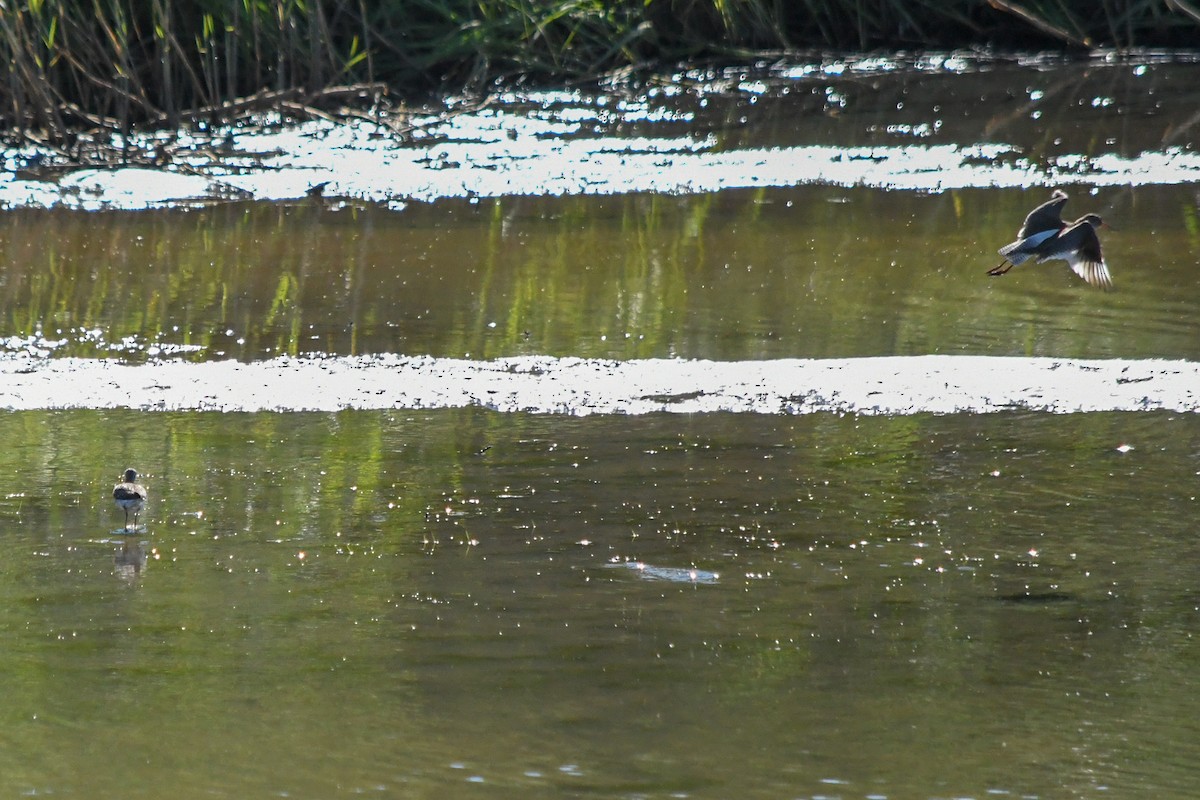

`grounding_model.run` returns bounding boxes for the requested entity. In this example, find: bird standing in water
[990,190,1113,290]
[113,468,148,531]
